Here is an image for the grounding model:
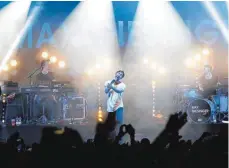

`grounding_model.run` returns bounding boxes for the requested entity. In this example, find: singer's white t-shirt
[104,80,126,112]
